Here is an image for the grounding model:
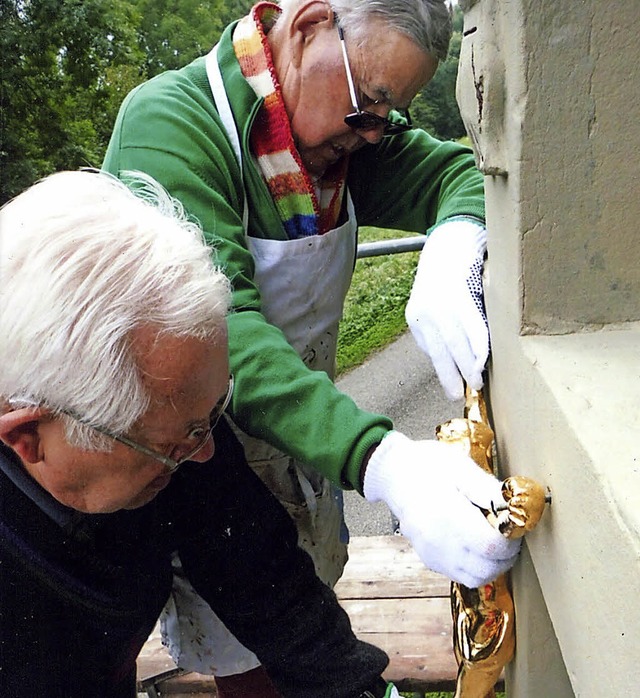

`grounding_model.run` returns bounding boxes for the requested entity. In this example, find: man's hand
[363,431,520,588]
[406,218,489,401]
